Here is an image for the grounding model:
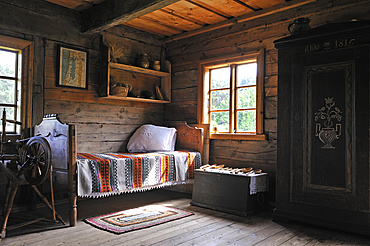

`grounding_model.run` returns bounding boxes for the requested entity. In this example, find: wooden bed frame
[32,115,209,226]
